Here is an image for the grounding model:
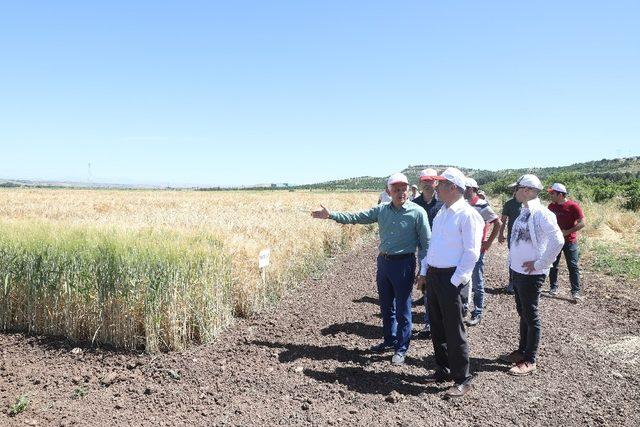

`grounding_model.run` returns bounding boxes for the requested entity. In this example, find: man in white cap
[463,177,502,326]
[415,167,483,398]
[547,183,585,301]
[499,174,563,376]
[413,168,444,227]
[378,187,392,204]
[410,184,419,200]
[412,168,445,338]
[312,173,431,365]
